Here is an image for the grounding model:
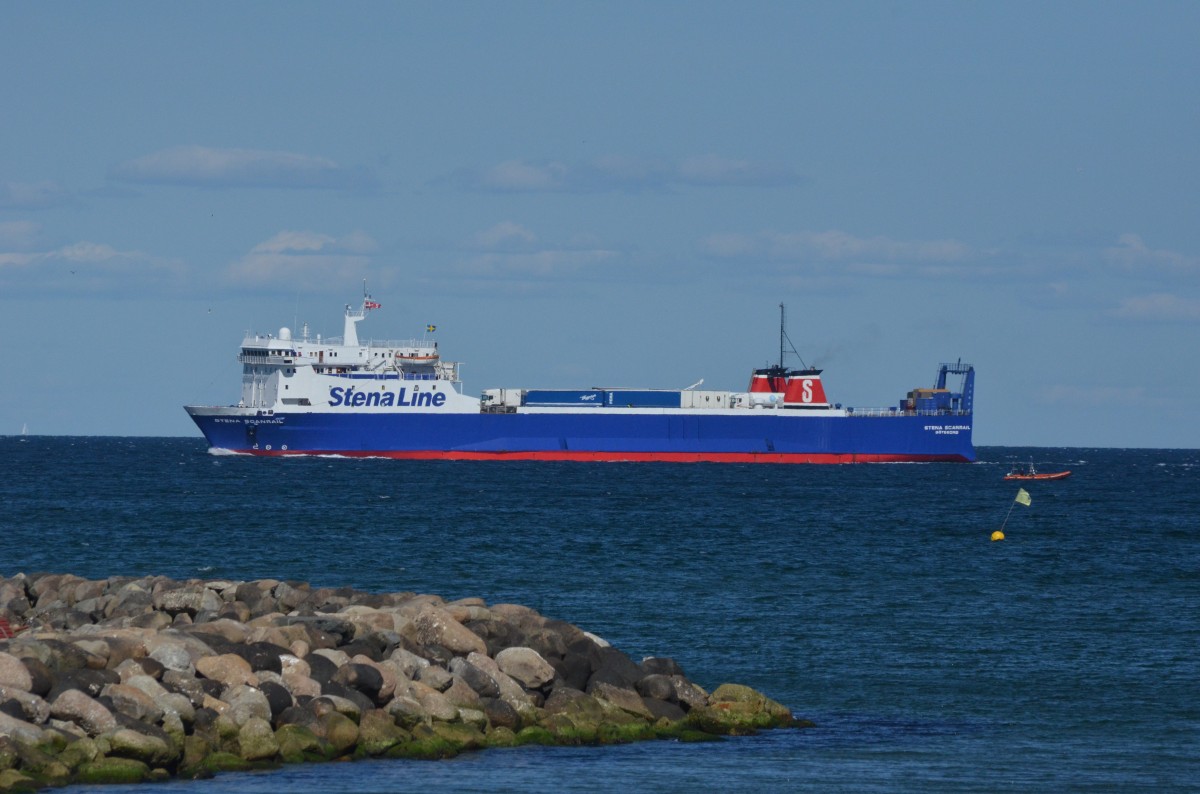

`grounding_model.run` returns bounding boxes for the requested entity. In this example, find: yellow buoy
[990,530,1005,542]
